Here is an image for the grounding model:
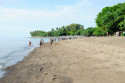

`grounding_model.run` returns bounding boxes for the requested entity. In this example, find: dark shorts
[40,42,42,45]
